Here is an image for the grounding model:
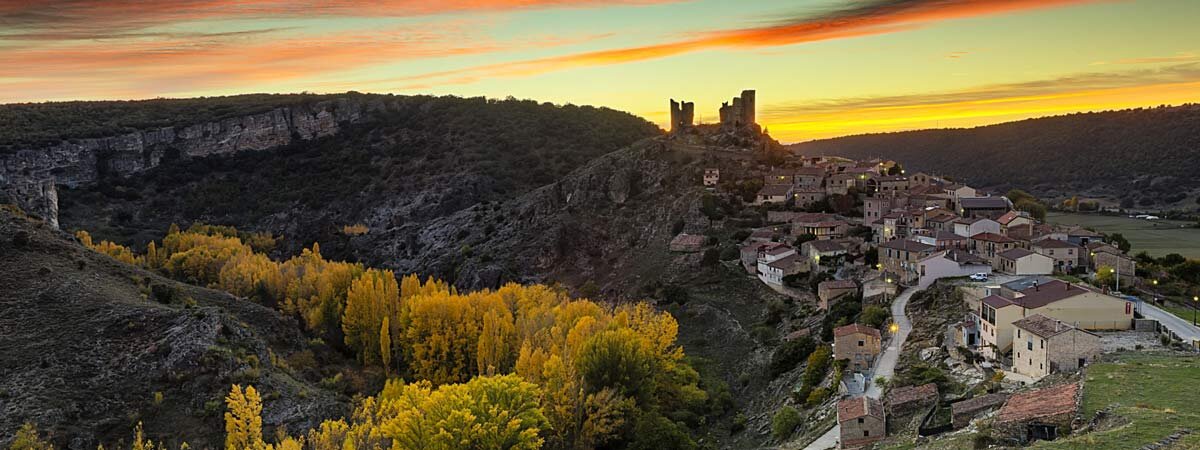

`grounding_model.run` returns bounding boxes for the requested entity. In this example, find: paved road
[1140,302,1200,343]
[803,287,917,450]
